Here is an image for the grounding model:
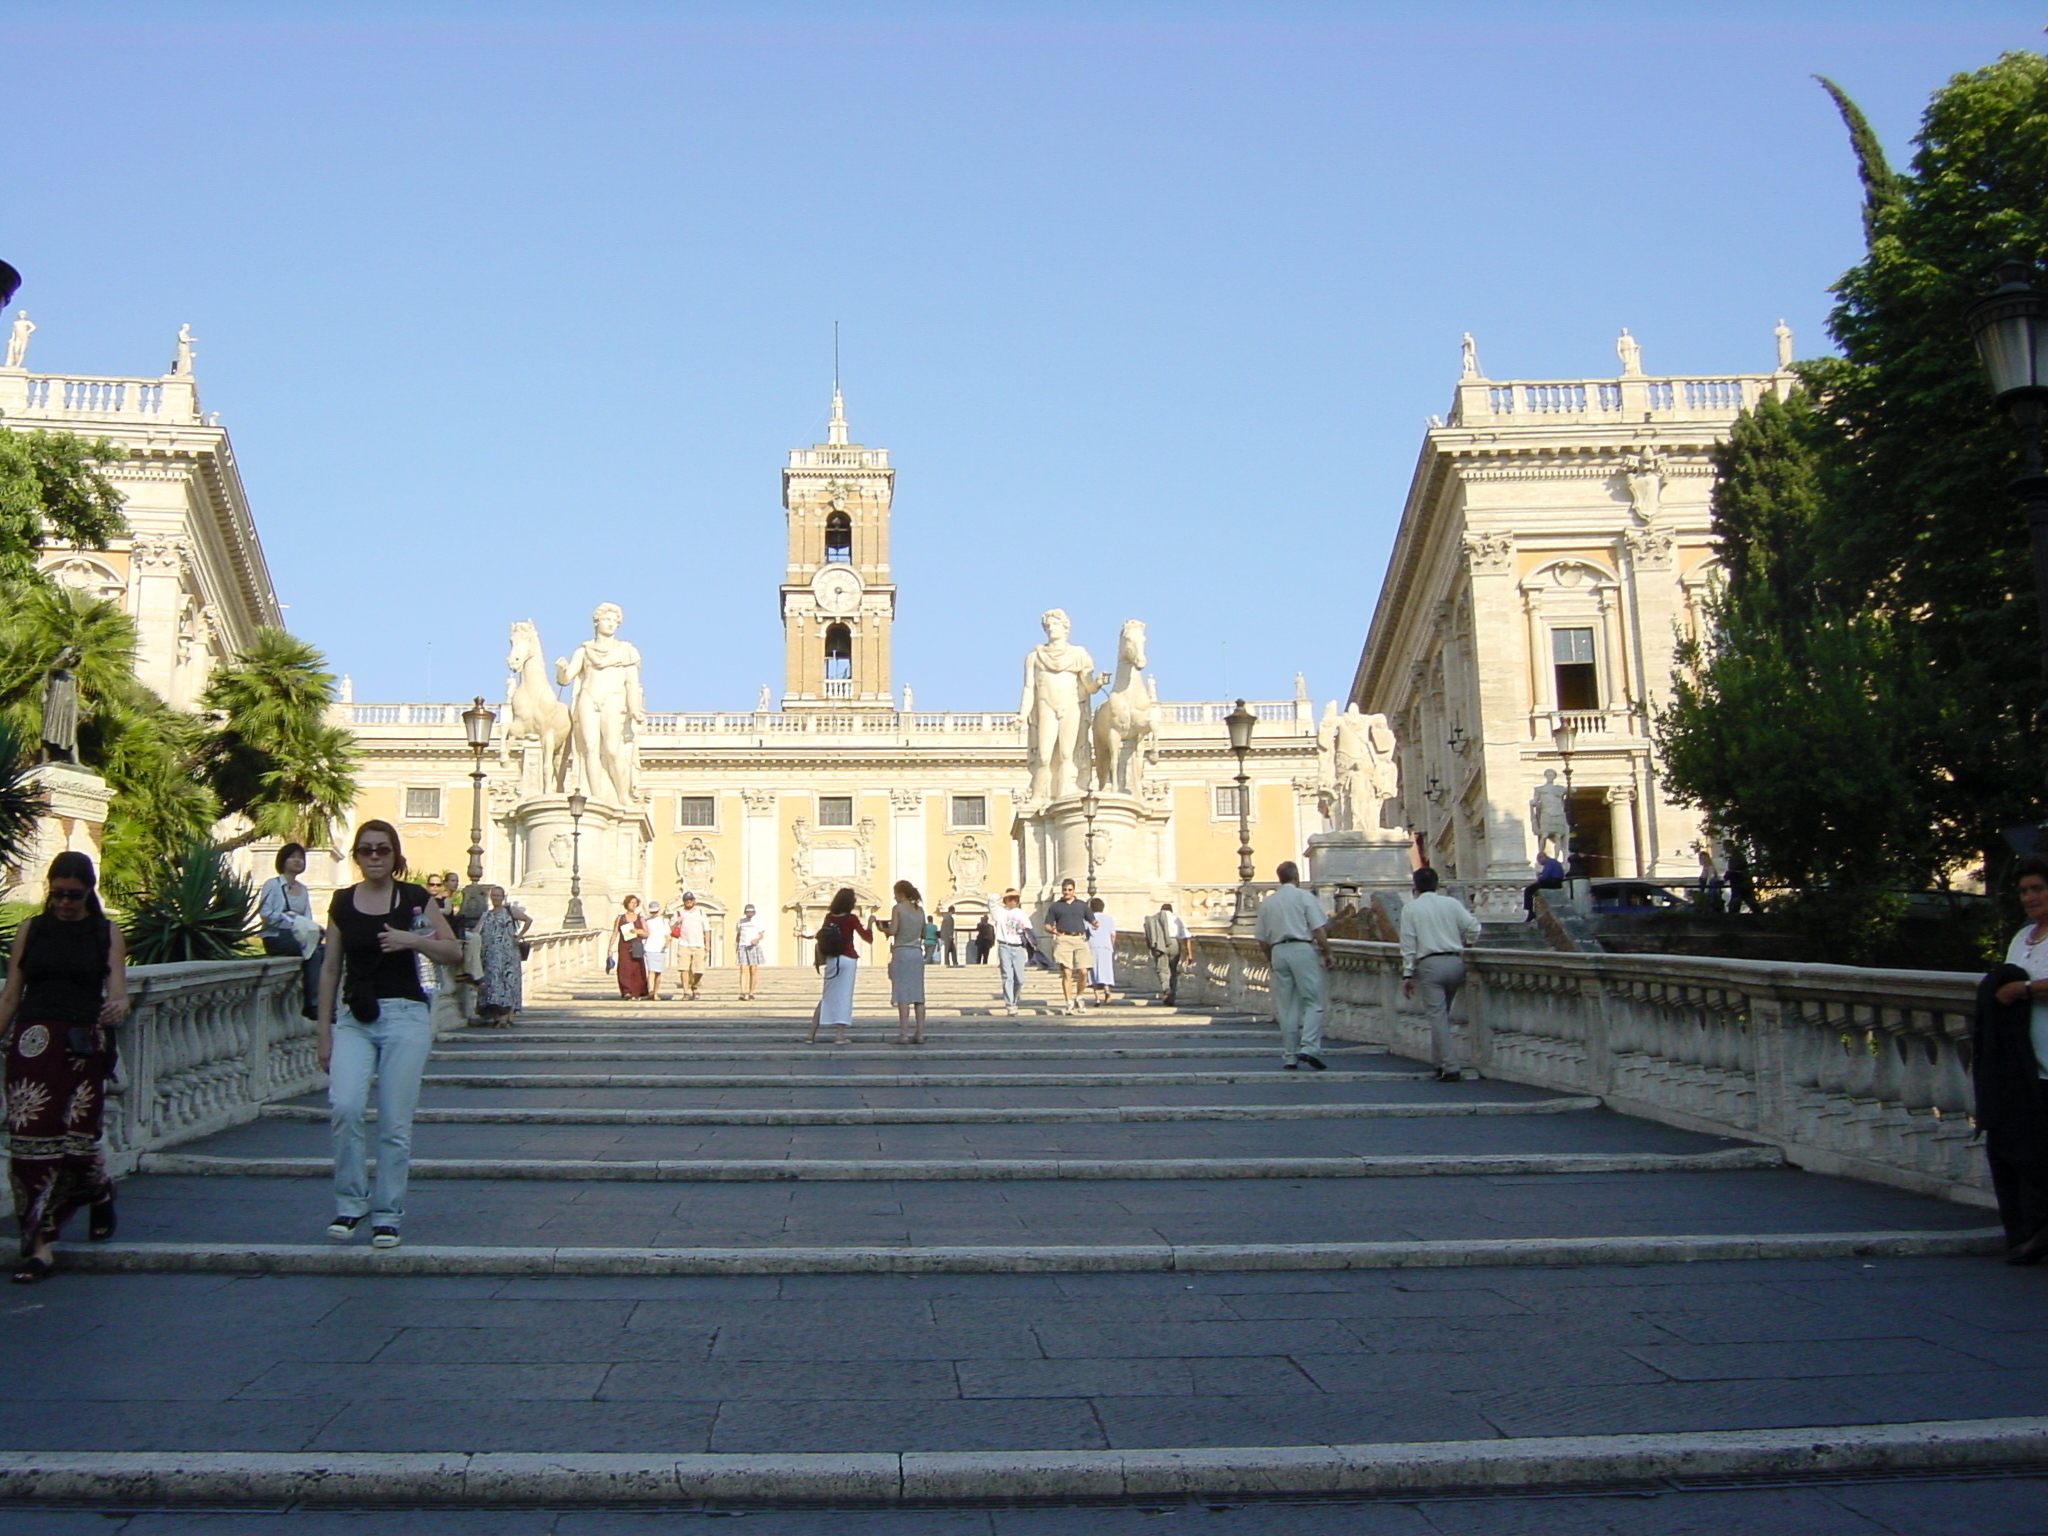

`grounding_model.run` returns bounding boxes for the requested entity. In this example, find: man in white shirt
[672,891,711,1000]
[991,888,1035,1016]
[1398,865,1482,1081]
[1253,862,1333,1071]
[1143,901,1192,1004]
